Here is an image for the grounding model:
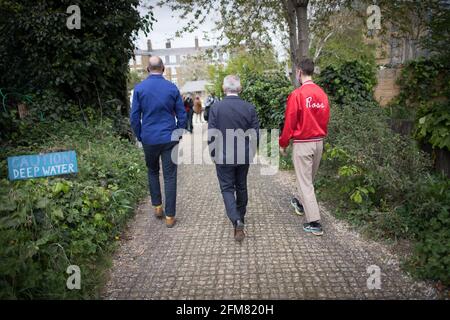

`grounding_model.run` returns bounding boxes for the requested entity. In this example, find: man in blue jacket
[208,75,259,242]
[130,56,187,228]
